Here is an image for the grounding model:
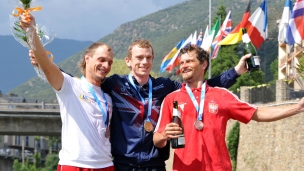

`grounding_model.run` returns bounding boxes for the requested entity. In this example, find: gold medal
[105,126,110,138]
[194,120,204,130]
[144,121,154,132]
